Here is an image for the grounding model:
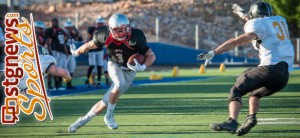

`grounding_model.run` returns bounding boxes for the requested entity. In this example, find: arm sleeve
[137,30,150,55]
[92,30,105,49]
[244,19,265,40]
